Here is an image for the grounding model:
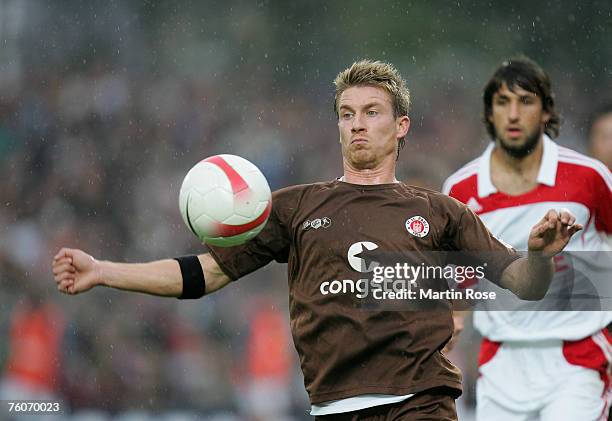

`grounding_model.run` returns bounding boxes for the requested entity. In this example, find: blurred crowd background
[1,1,611,420]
